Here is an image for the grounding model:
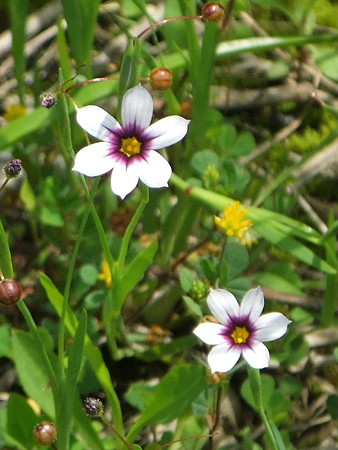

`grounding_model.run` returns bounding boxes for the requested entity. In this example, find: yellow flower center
[214,201,254,246]
[231,326,250,344]
[121,137,142,157]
